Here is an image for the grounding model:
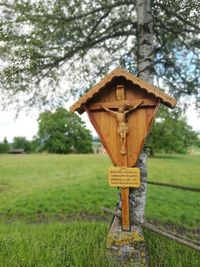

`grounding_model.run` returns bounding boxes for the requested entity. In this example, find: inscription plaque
[108,167,140,188]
